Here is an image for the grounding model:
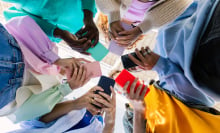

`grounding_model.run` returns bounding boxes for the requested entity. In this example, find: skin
[54,57,91,80]
[128,46,160,70]
[39,86,116,133]
[53,9,99,55]
[123,78,148,133]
